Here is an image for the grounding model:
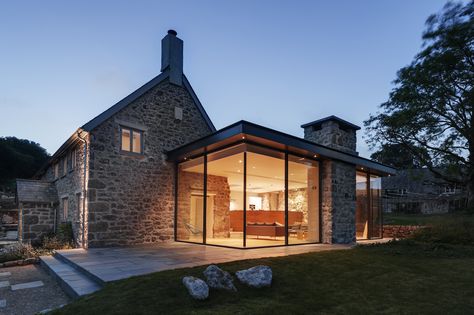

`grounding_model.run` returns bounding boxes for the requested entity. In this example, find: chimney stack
[301,116,360,155]
[161,29,183,86]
